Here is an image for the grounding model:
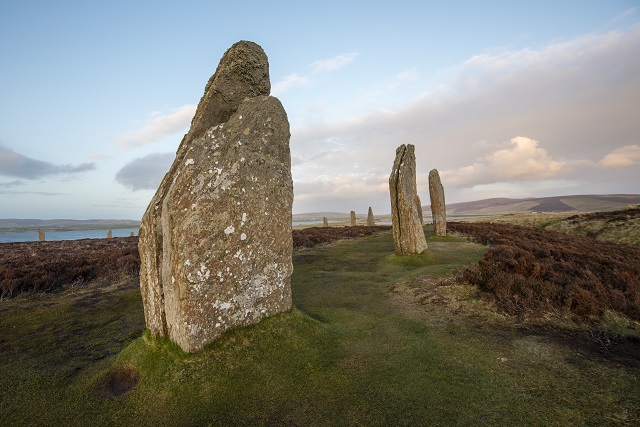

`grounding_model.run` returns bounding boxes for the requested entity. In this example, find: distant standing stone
[130,231,135,237]
[107,230,113,239]
[367,207,375,226]
[389,144,428,255]
[323,217,329,227]
[429,169,446,236]
[38,228,45,242]
[350,211,357,226]
[138,41,293,353]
